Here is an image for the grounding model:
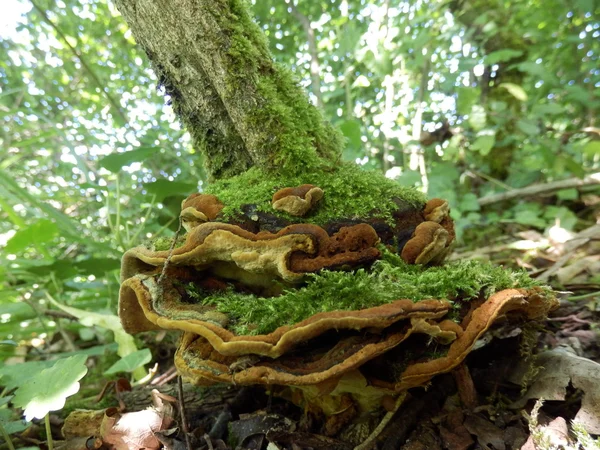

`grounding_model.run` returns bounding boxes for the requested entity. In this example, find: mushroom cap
[272,184,324,216]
